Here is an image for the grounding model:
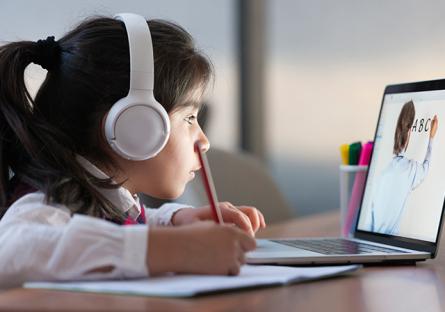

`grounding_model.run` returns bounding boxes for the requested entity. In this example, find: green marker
[348,142,362,165]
